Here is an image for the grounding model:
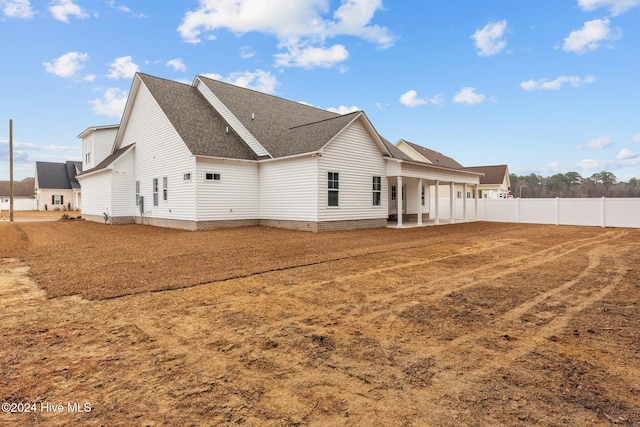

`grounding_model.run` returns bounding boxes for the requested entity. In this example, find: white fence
[474,197,640,228]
